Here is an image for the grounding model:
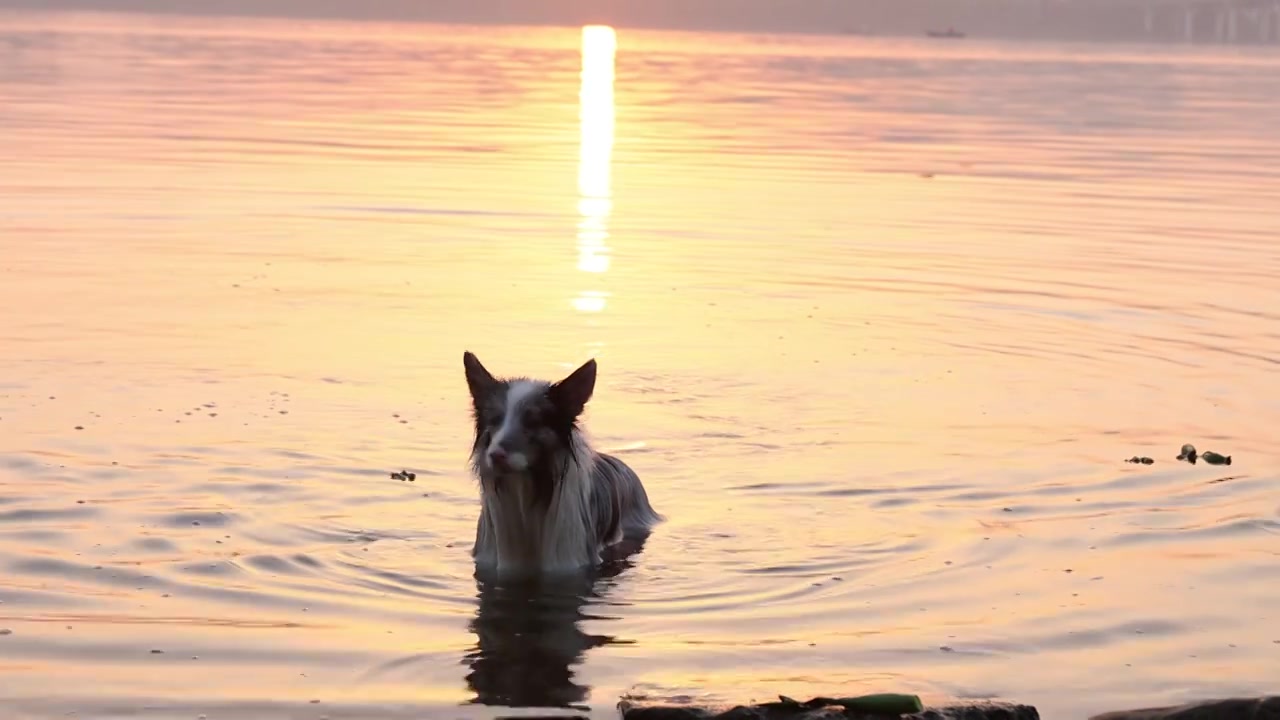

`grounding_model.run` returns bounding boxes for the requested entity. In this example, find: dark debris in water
[390,470,416,481]
[1089,696,1279,720]
[1176,443,1233,466]
[620,696,1038,720]
[495,716,590,720]
[762,696,923,716]
[1124,456,1154,465]
[1201,451,1231,466]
